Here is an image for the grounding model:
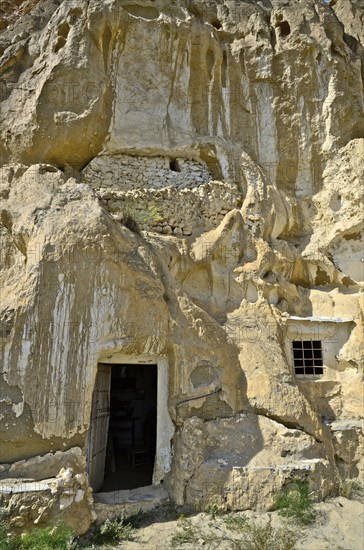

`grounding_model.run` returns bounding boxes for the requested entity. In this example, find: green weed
[274,480,315,525]
[339,479,363,499]
[234,519,298,550]
[224,513,248,531]
[171,518,198,548]
[205,503,226,519]
[0,521,16,550]
[18,523,76,550]
[93,515,135,545]
[121,203,163,233]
